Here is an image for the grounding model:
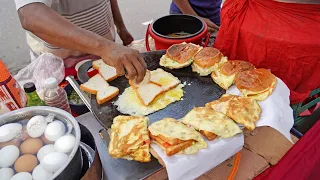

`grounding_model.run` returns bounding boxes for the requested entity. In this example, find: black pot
[151,14,204,39]
[64,80,89,115]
